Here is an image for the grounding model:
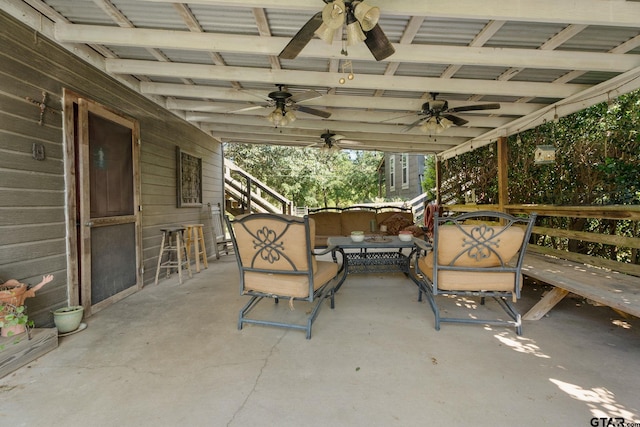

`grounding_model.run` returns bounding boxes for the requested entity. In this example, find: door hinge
[138,205,143,211]
[137,138,141,146]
